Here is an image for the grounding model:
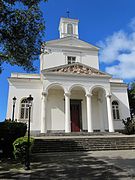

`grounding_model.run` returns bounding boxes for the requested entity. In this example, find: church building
[6,17,130,134]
